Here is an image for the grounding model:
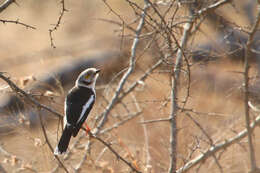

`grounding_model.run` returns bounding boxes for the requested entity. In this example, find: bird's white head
[76,68,100,88]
